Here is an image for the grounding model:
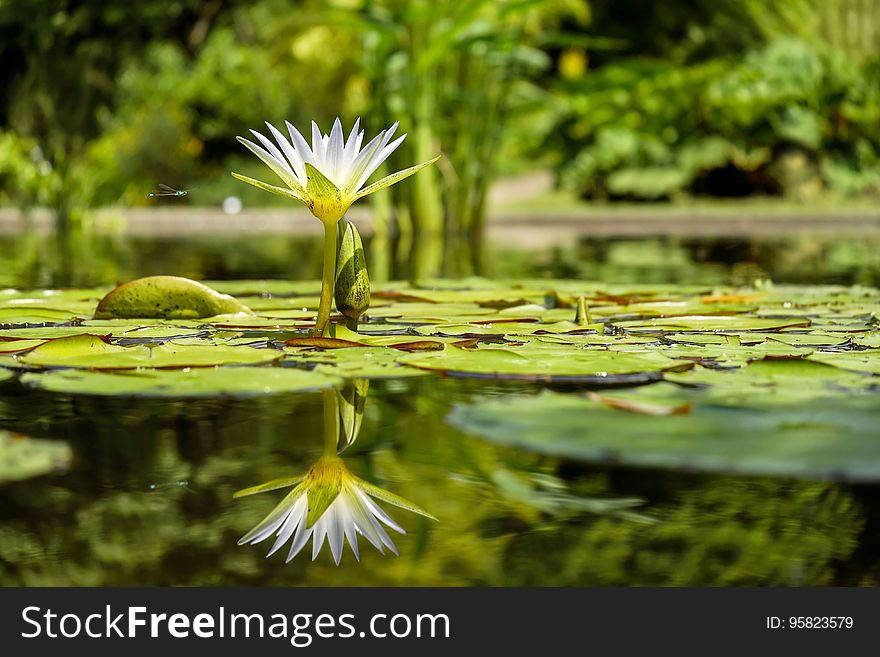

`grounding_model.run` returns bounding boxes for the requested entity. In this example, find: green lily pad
[0,307,82,325]
[285,346,430,379]
[21,366,340,397]
[19,334,280,369]
[234,296,322,312]
[0,326,124,340]
[399,344,691,382]
[808,350,880,374]
[450,391,880,482]
[0,339,46,354]
[203,280,321,296]
[659,340,810,365]
[317,324,475,350]
[664,357,877,405]
[517,334,656,347]
[413,321,601,338]
[613,315,812,333]
[94,276,254,319]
